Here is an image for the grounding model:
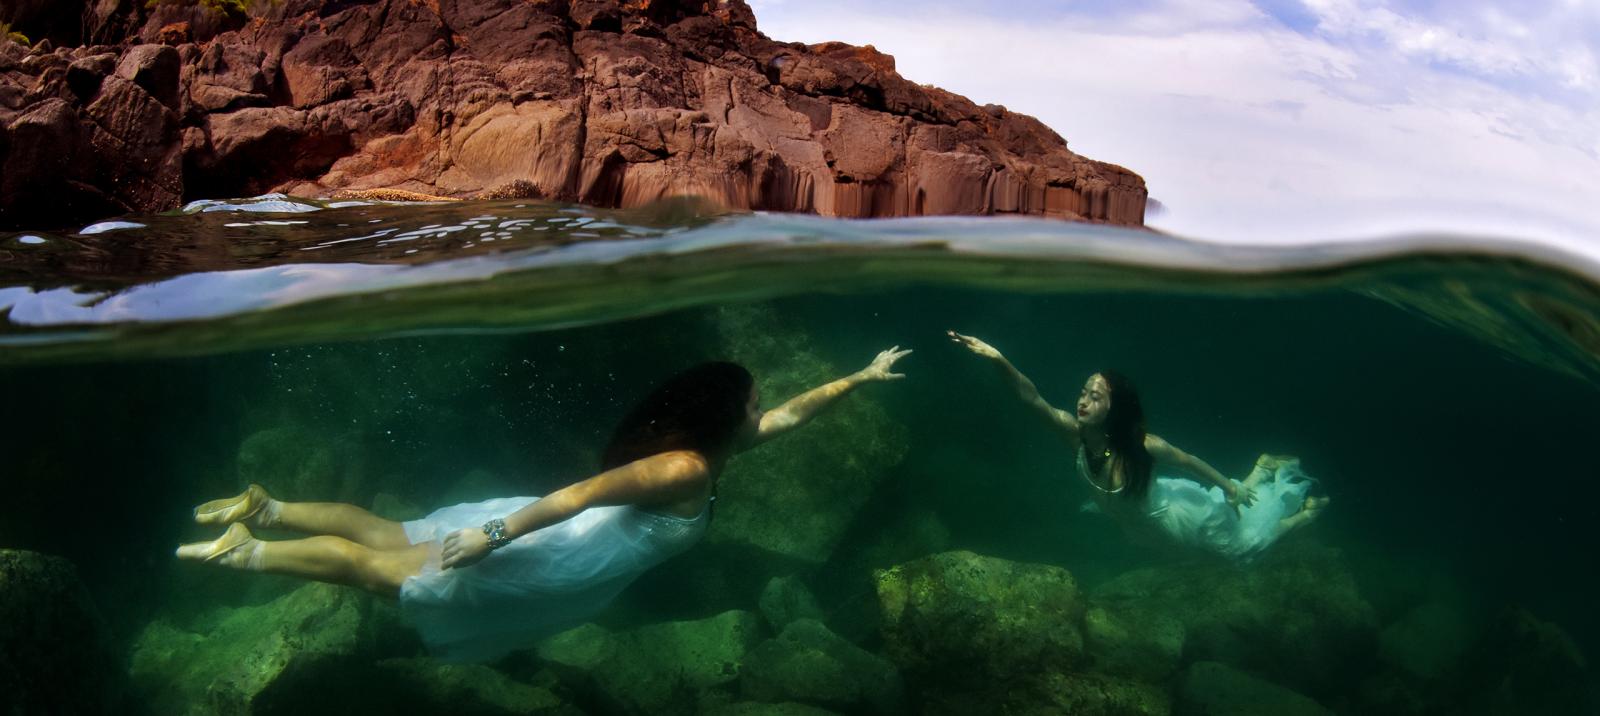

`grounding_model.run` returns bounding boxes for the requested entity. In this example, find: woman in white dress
[947,331,1327,560]
[177,348,912,661]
